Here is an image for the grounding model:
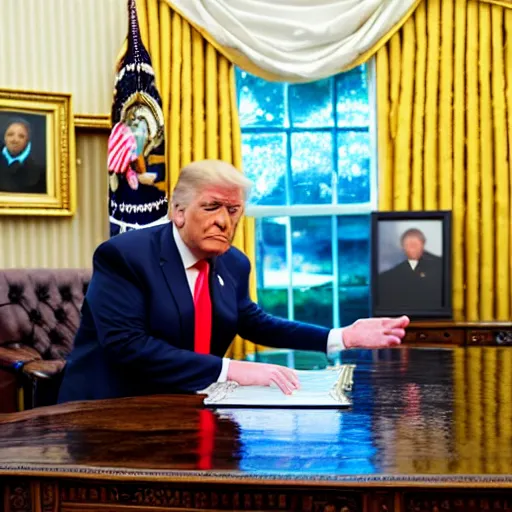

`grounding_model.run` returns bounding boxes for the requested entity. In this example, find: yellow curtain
[134,0,258,358]
[479,0,512,7]
[377,0,512,322]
